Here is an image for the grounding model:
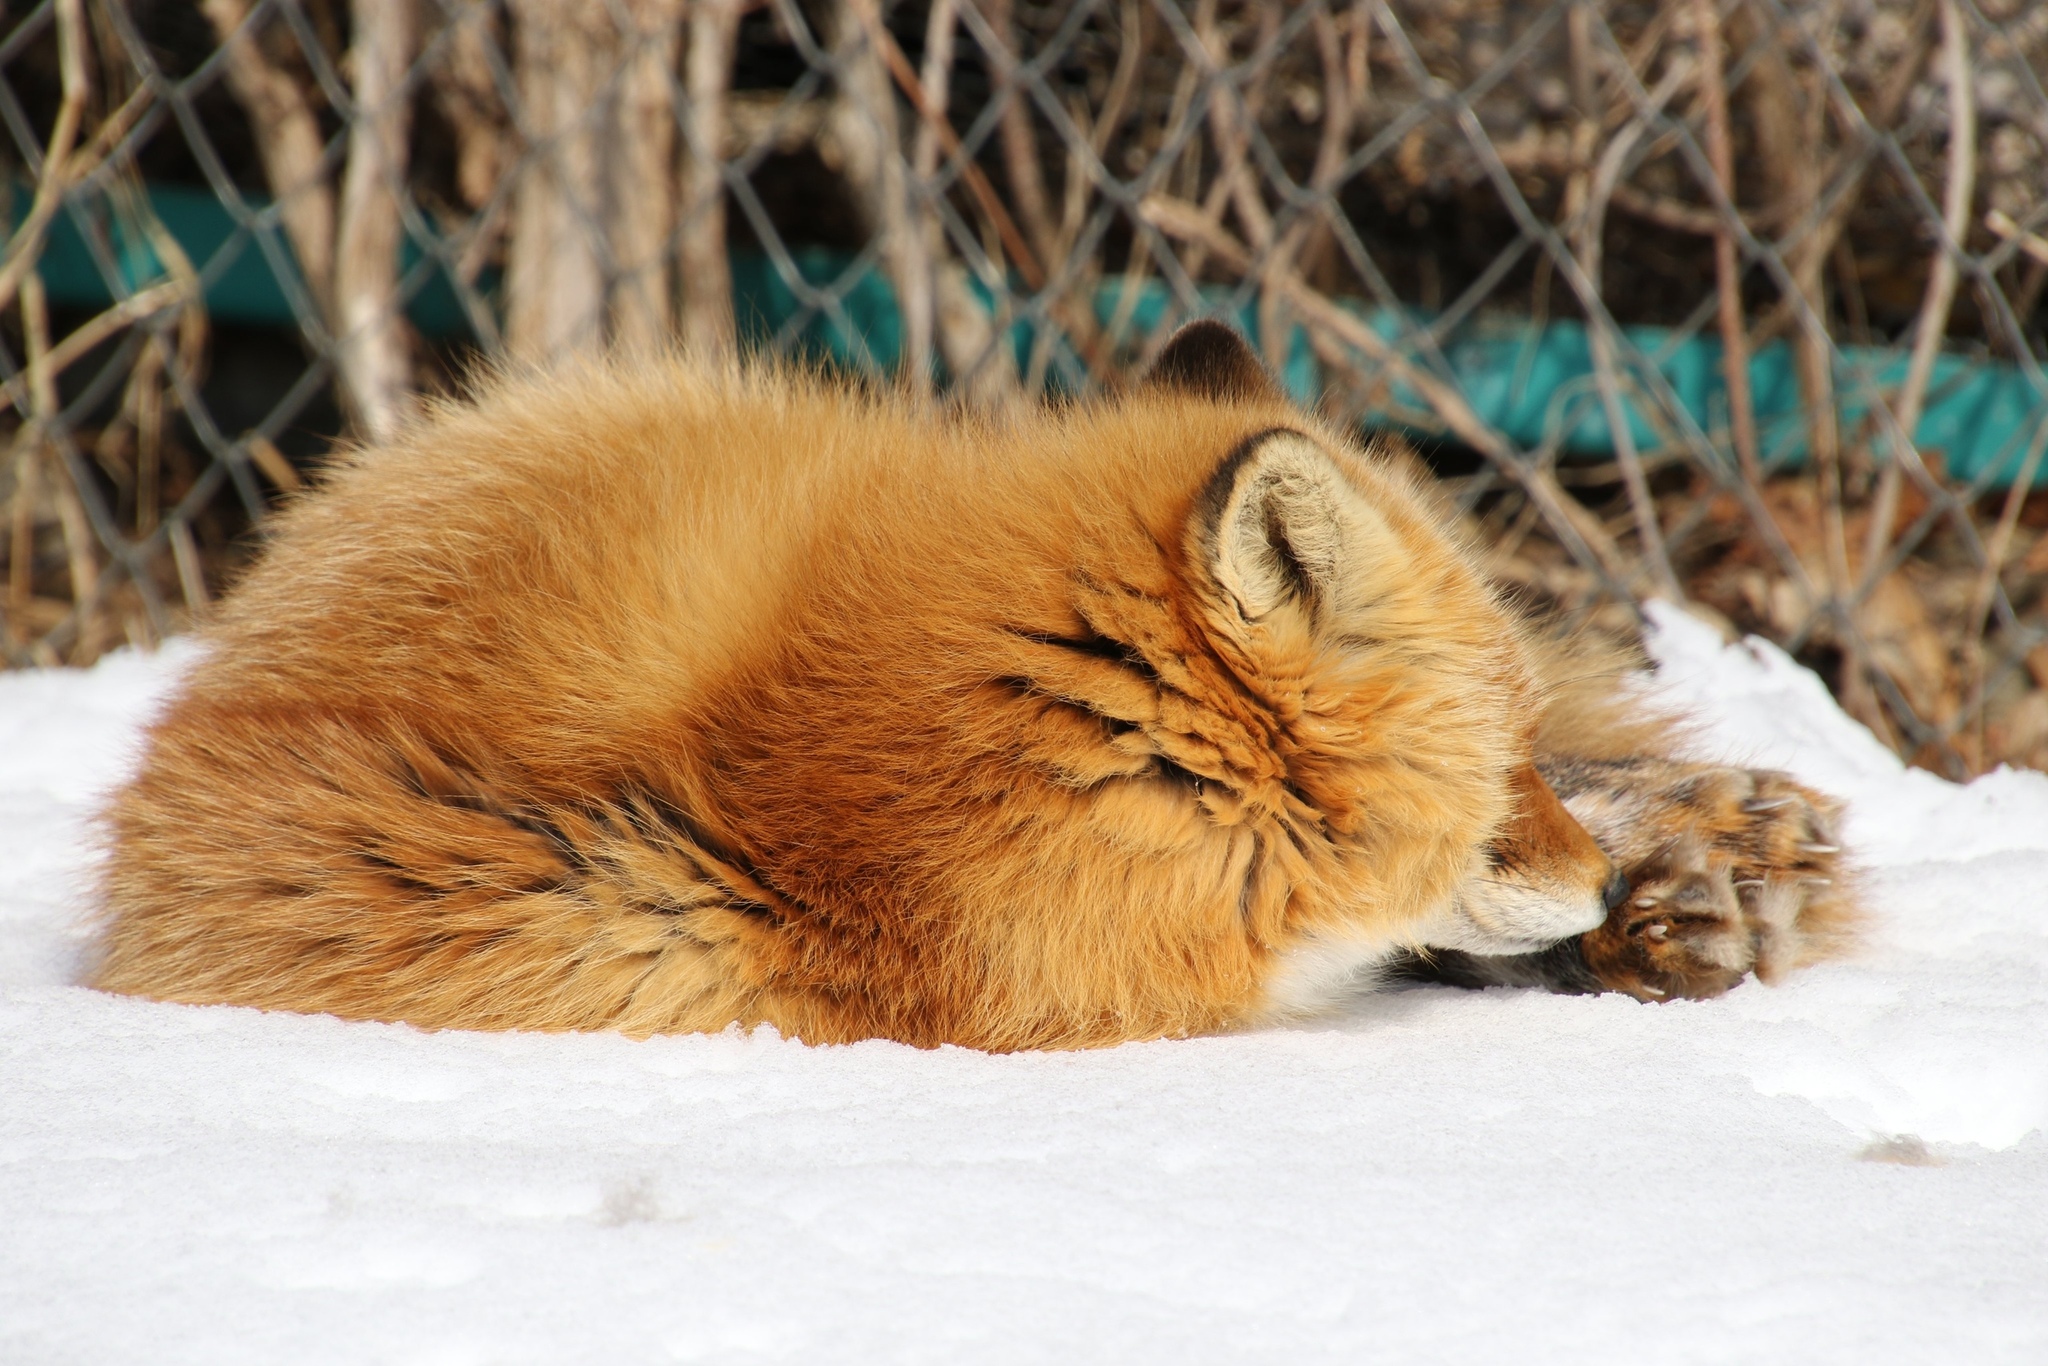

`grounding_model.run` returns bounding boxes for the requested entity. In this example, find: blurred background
[1,0,2044,778]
